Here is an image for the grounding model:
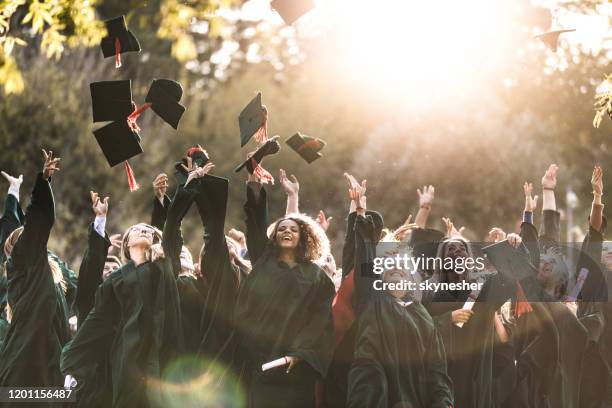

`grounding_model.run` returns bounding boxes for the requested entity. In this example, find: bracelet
[542,187,555,191]
[420,205,431,210]
[356,207,364,211]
